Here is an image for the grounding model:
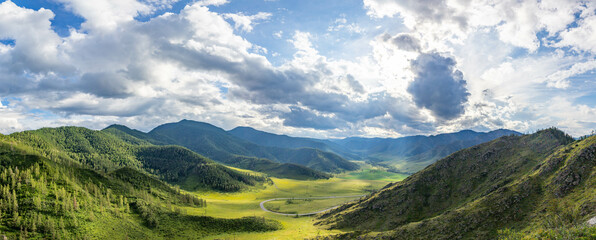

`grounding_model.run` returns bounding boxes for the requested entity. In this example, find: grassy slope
[318,129,596,239]
[0,138,281,239]
[8,126,268,192]
[148,120,358,173]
